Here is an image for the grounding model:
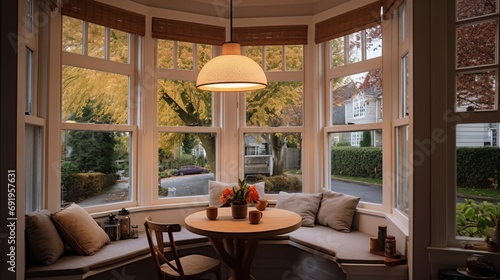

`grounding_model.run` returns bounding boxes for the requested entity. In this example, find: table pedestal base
[209,237,260,280]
